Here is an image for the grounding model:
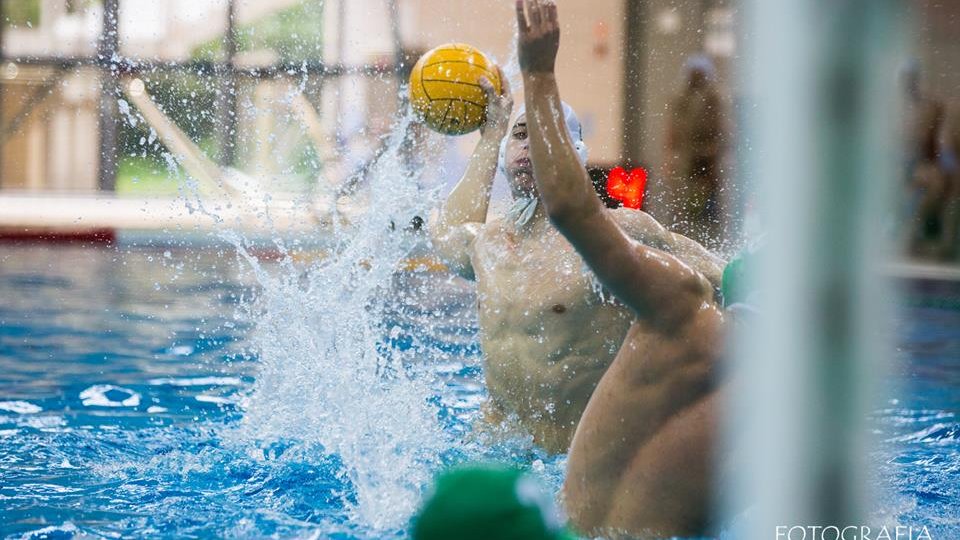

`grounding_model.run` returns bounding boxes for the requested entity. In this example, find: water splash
[222,111,451,531]
[117,63,459,530]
